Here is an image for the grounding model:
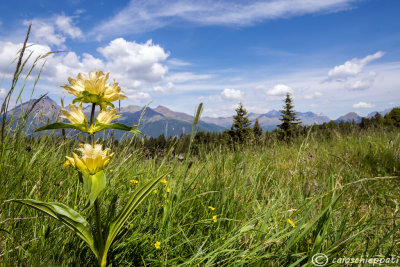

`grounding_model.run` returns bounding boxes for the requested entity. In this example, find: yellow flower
[288,219,296,228]
[154,241,161,249]
[166,187,171,193]
[93,108,122,132]
[208,206,215,211]
[96,108,121,124]
[160,179,167,184]
[162,193,167,198]
[130,179,138,185]
[60,103,89,132]
[61,69,126,110]
[213,215,217,223]
[64,143,114,175]
[153,189,158,194]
